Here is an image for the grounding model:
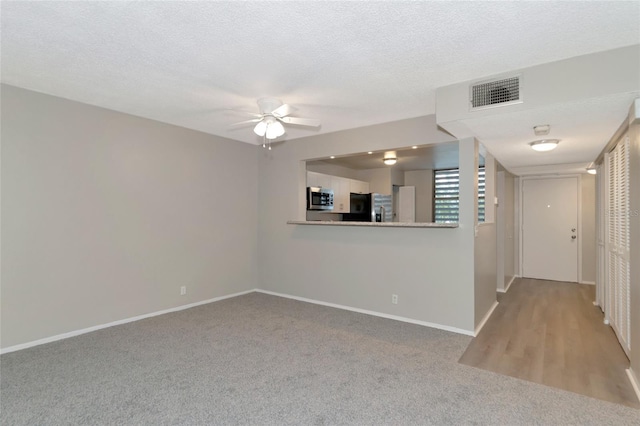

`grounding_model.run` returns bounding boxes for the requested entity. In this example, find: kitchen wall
[404,170,433,222]
[257,117,485,334]
[356,168,392,195]
[306,162,361,180]
[1,85,259,349]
